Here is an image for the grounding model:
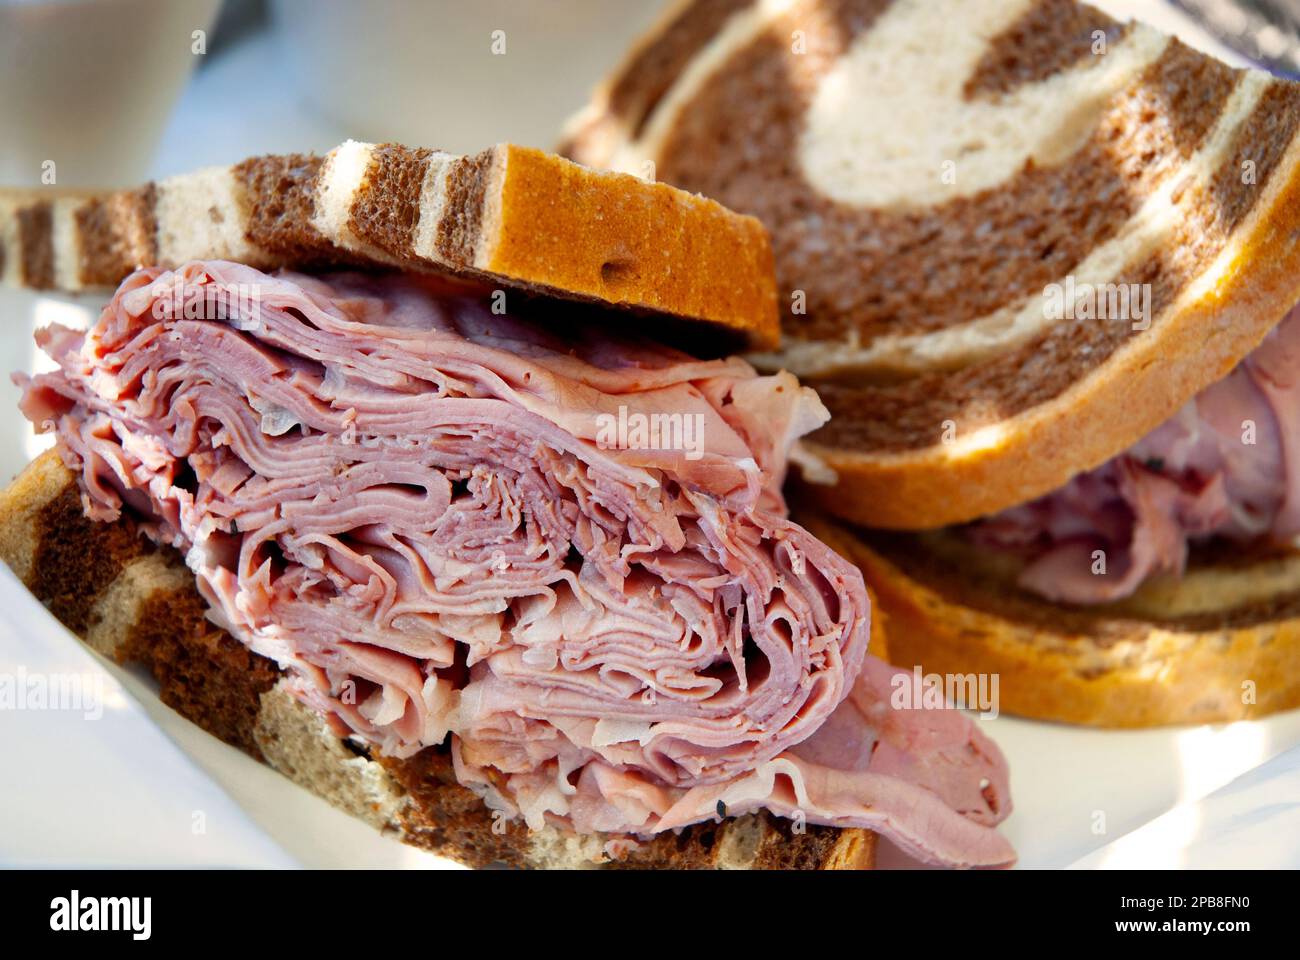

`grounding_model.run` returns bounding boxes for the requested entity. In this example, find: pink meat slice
[19,260,1013,867]
[972,305,1300,604]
